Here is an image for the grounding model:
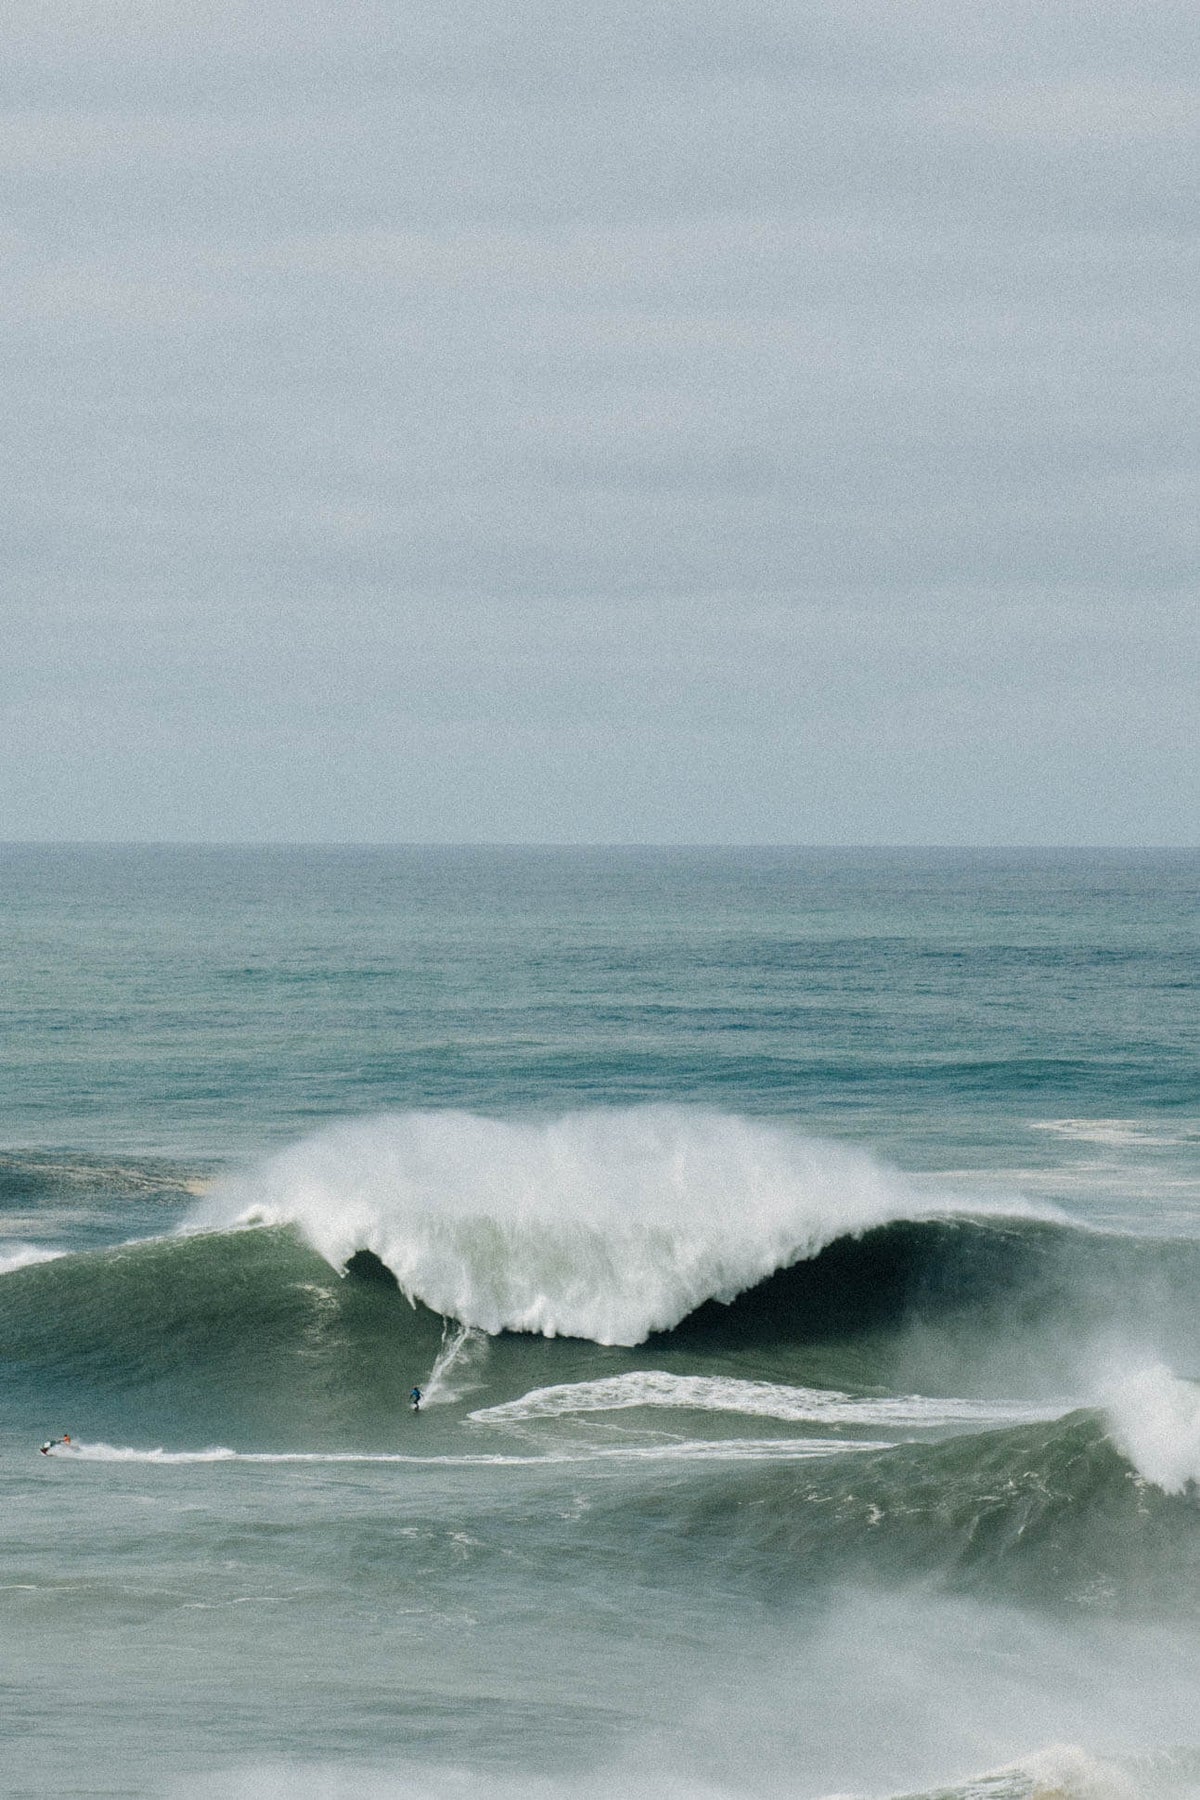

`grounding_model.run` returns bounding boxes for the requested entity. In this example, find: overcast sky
[5,0,1198,843]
